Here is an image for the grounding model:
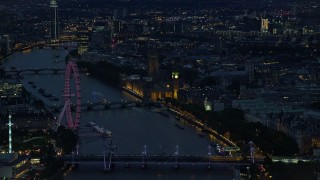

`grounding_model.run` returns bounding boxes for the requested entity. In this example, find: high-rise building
[113,9,121,20]
[123,9,128,18]
[148,52,159,78]
[261,19,269,34]
[293,5,297,18]
[77,26,89,55]
[245,63,254,84]
[90,21,107,50]
[49,0,58,40]
[0,35,11,56]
